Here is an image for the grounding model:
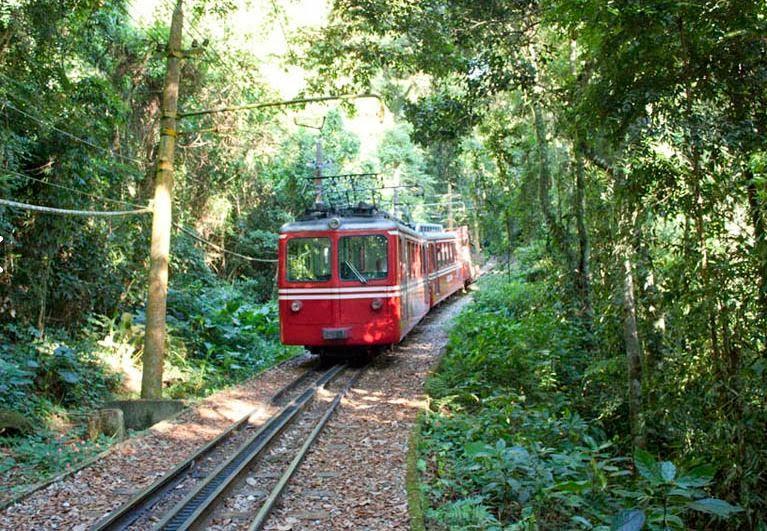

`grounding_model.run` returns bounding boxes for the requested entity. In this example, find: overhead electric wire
[179,93,382,118]
[0,198,152,217]
[1,97,144,165]
[3,167,145,209]
[174,223,278,263]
